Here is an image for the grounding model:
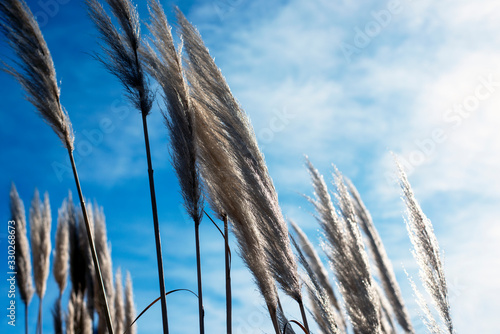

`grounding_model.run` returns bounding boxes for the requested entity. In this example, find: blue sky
[1,0,500,333]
